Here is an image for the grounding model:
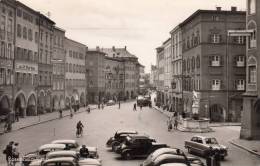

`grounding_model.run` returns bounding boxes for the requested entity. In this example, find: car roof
[79,158,101,165]
[155,154,185,161]
[152,148,181,157]
[44,157,75,163]
[39,144,66,151]
[46,150,77,158]
[160,164,188,166]
[51,139,78,144]
[116,130,138,134]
